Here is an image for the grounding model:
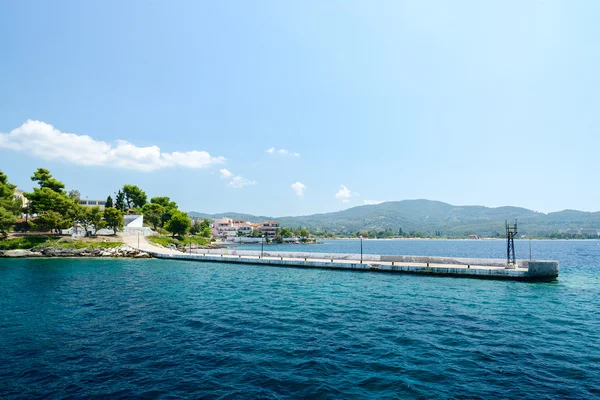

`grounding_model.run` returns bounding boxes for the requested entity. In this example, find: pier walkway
[123,235,559,282]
